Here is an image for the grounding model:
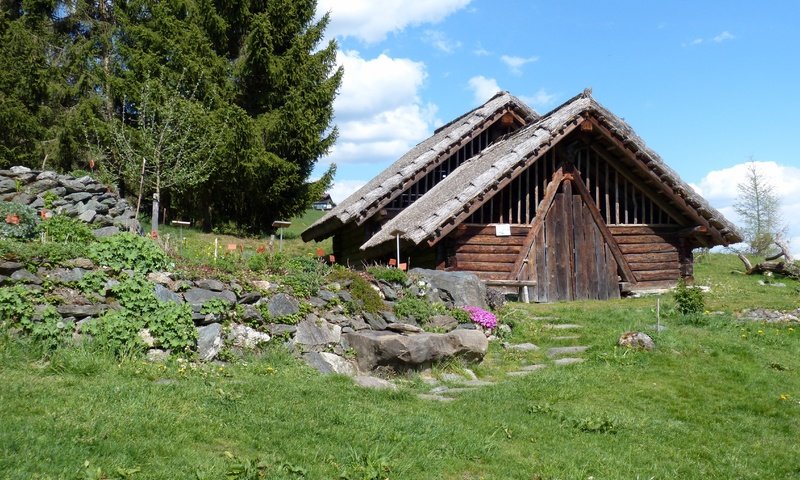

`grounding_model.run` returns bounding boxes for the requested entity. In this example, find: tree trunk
[737,238,799,278]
